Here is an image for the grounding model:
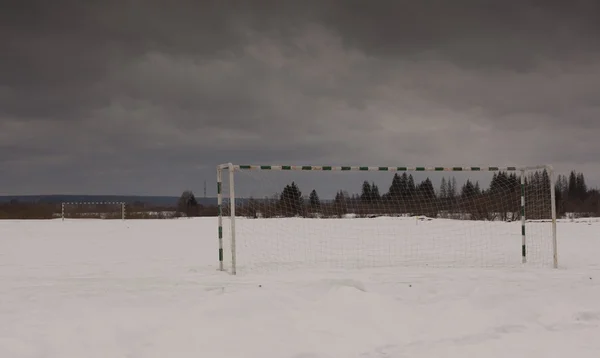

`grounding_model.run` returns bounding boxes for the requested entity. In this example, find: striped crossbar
[62,202,125,205]
[221,165,549,172]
